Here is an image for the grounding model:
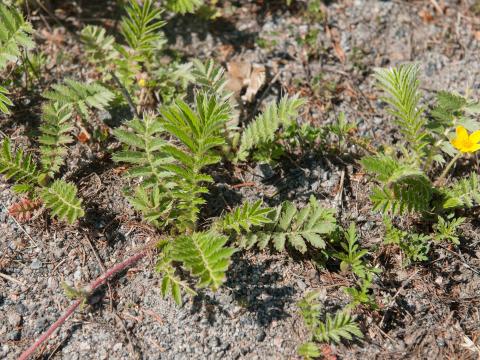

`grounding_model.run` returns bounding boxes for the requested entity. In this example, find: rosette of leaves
[113,89,239,304]
[0,98,86,224]
[0,136,84,224]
